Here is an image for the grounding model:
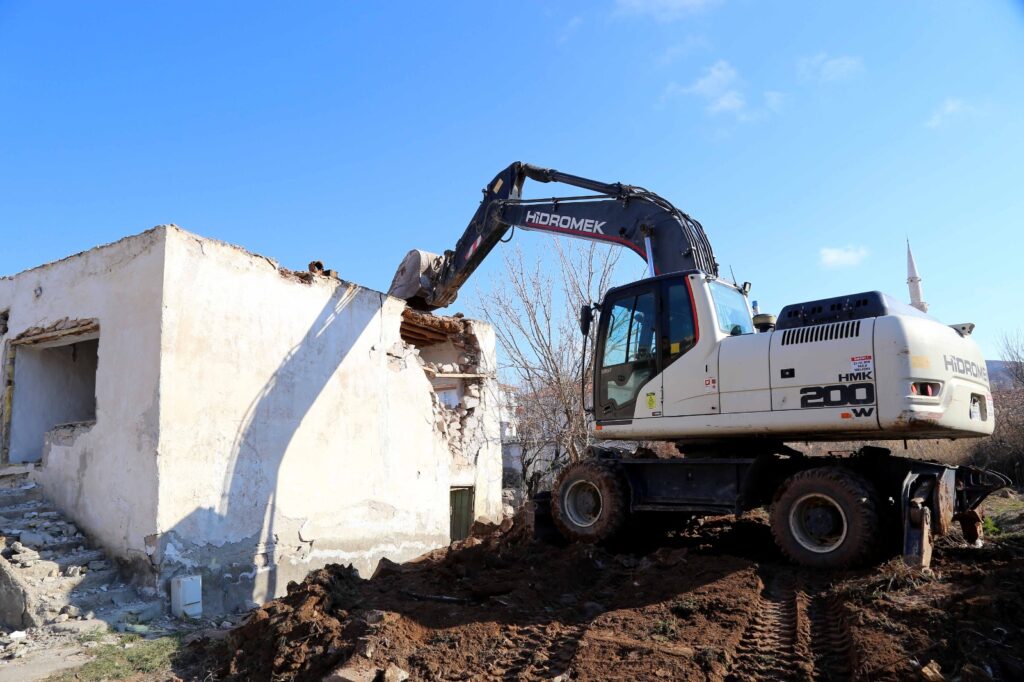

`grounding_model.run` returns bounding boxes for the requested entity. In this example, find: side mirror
[579,304,593,337]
